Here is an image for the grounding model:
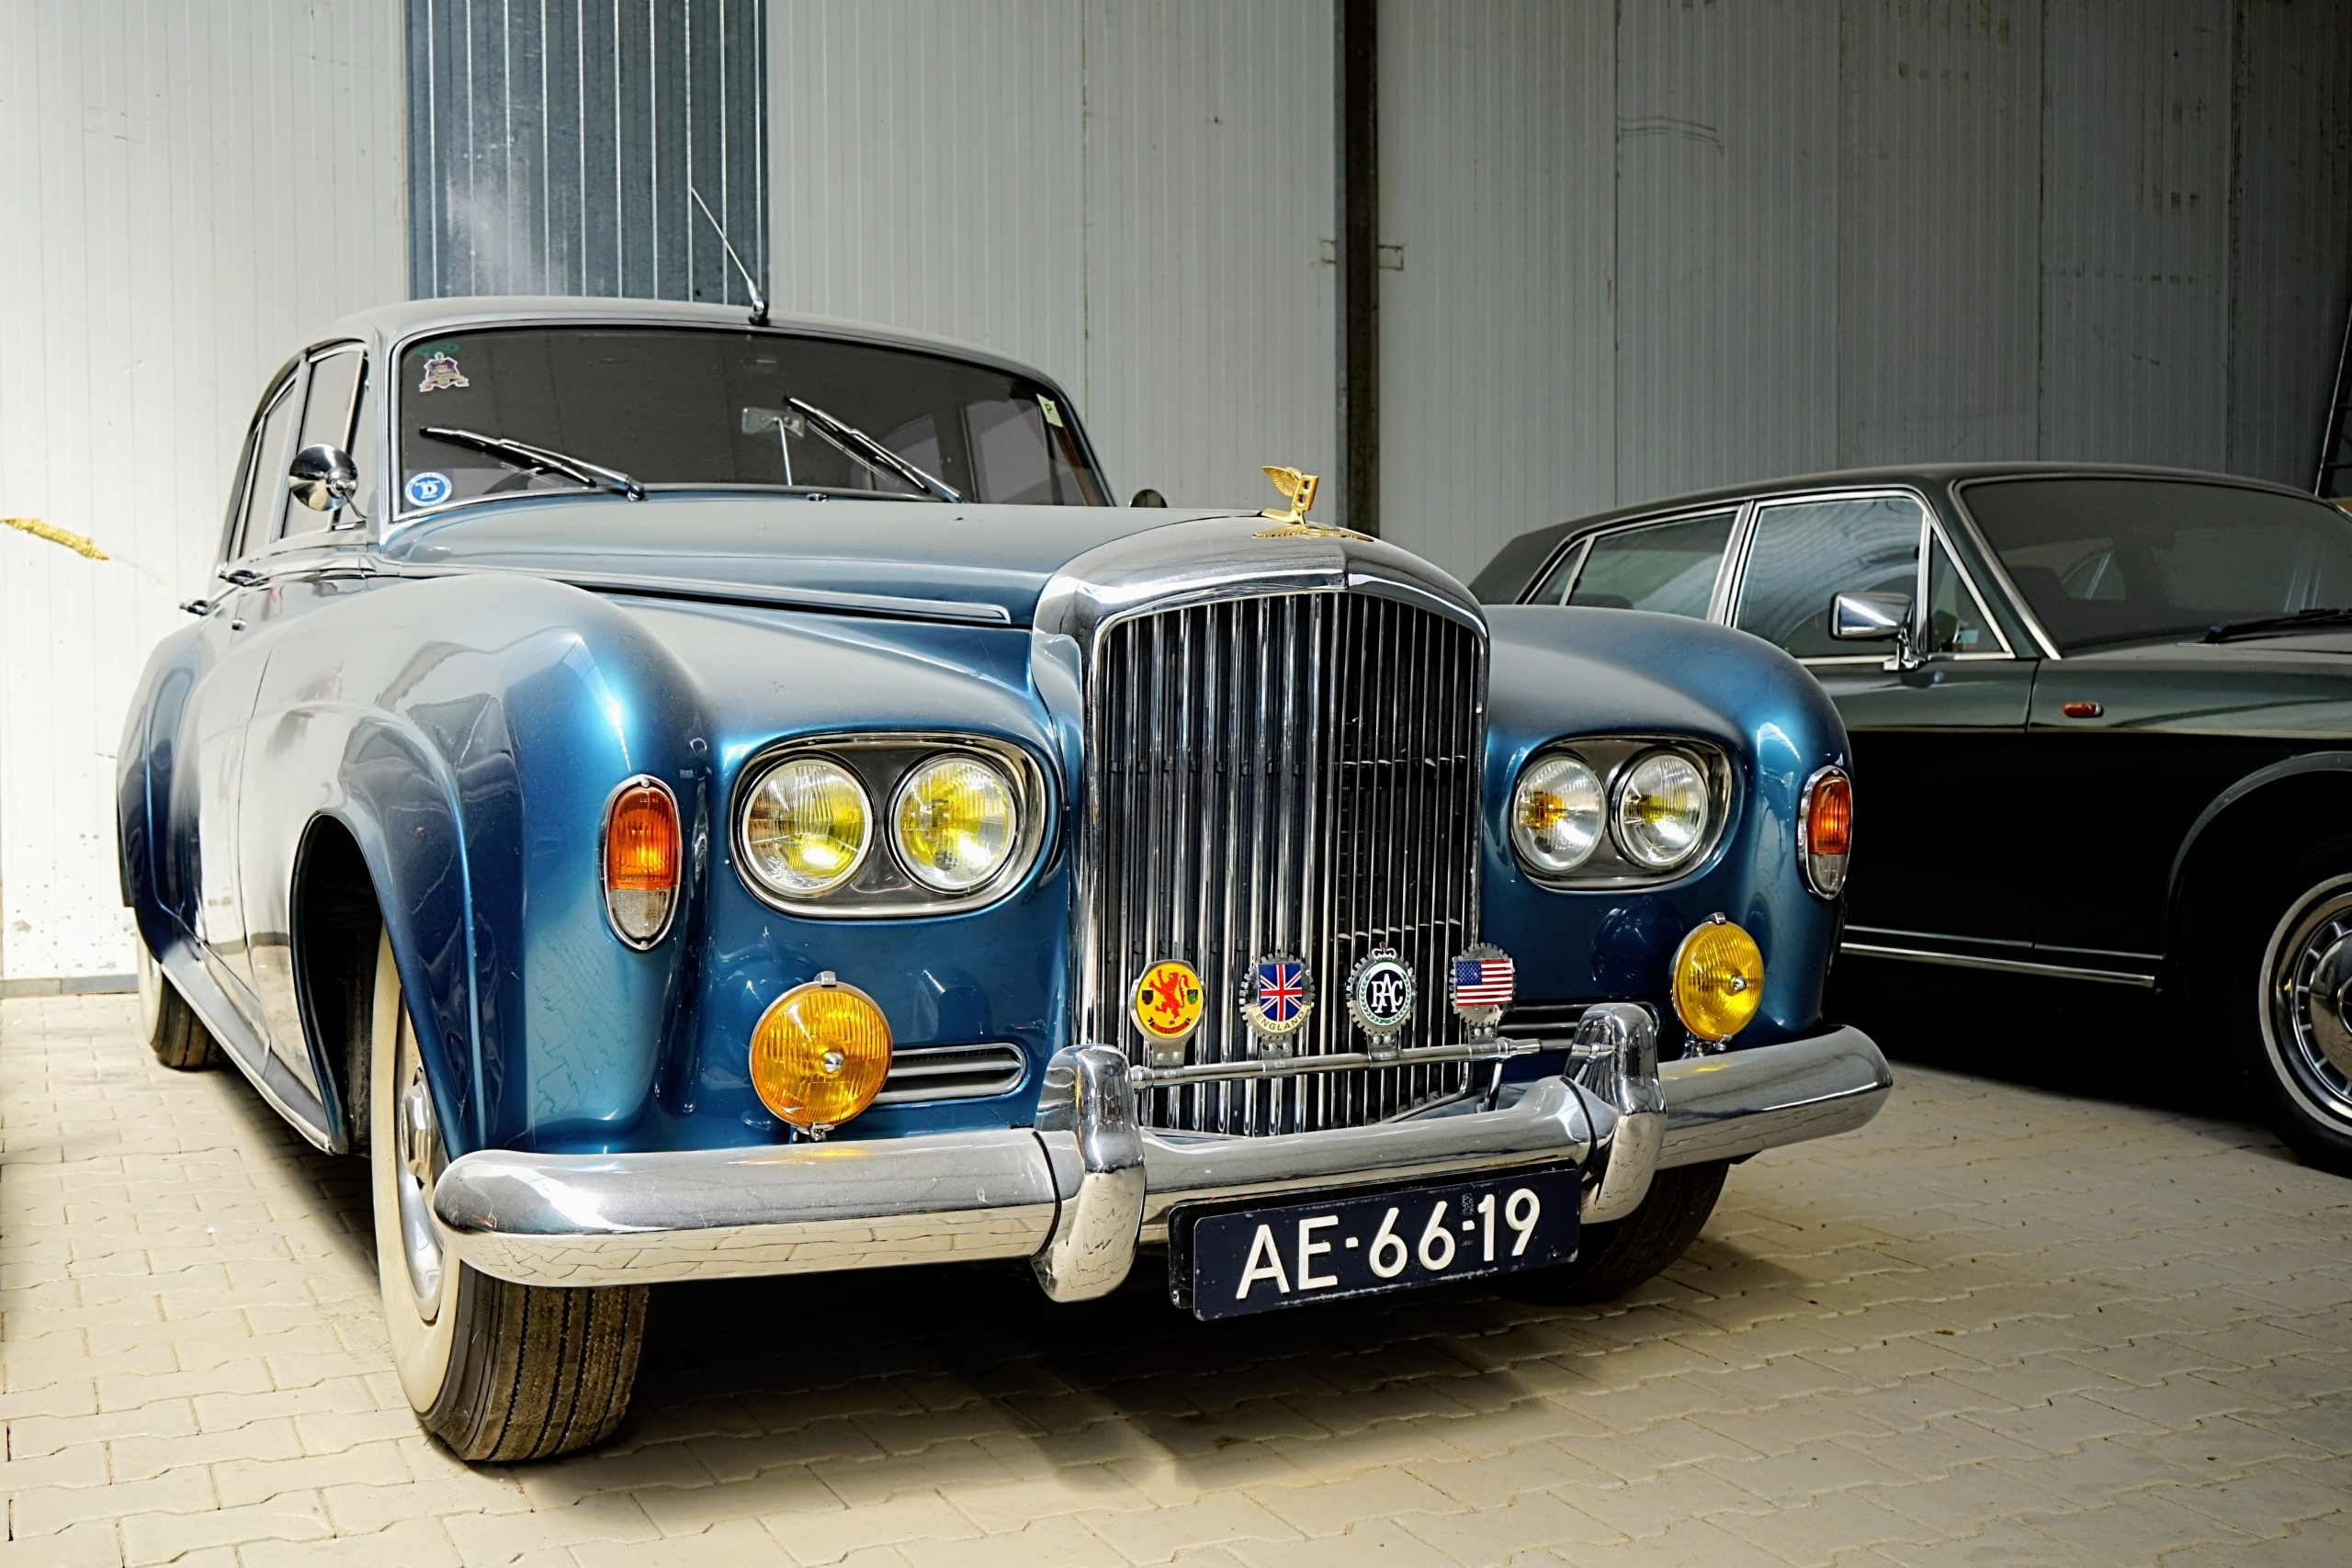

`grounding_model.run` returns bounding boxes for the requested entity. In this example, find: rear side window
[1734,495,1925,659]
[230,375,302,561]
[1539,511,1736,617]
